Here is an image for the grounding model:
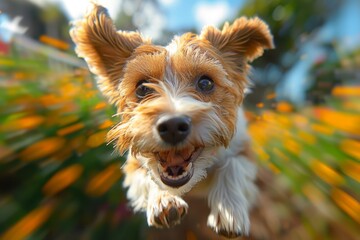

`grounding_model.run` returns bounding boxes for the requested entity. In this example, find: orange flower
[86,164,121,197]
[86,130,108,148]
[266,92,276,100]
[310,123,334,135]
[332,86,360,97]
[20,137,66,162]
[284,139,301,155]
[311,160,344,186]
[93,102,107,111]
[57,123,85,136]
[39,94,62,107]
[43,164,83,196]
[39,35,69,50]
[99,119,114,130]
[256,102,264,108]
[331,188,360,224]
[13,72,28,80]
[339,139,360,160]
[341,100,360,111]
[268,163,280,174]
[276,101,293,113]
[298,130,316,144]
[1,115,44,132]
[313,107,360,135]
[2,203,54,240]
[293,114,308,127]
[342,160,360,182]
